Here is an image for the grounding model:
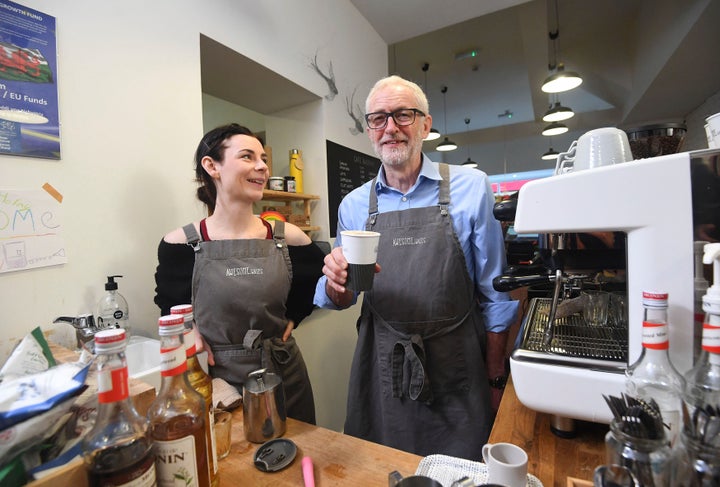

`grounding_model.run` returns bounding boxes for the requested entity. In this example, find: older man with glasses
[314,75,518,460]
